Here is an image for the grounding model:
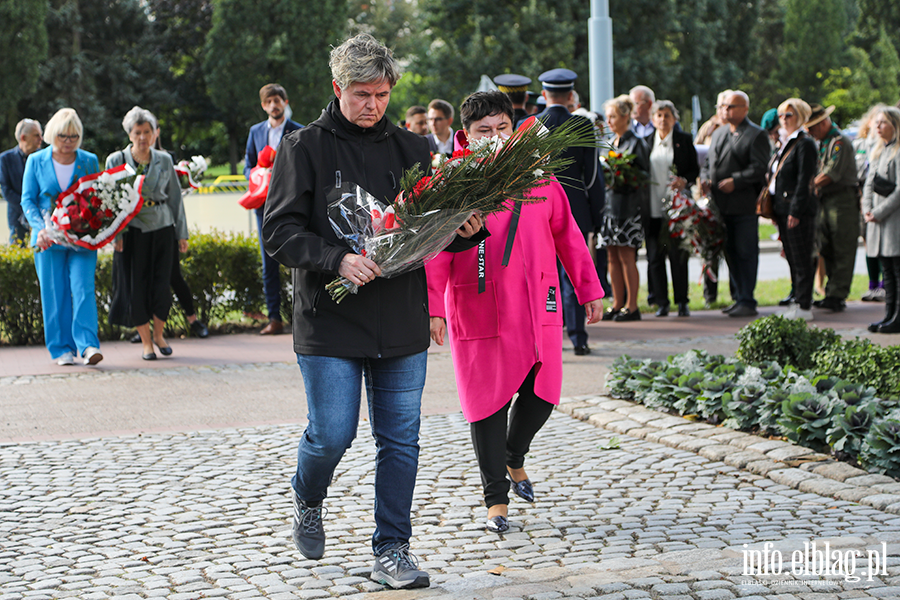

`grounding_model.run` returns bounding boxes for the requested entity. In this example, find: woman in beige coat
[863,105,900,333]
